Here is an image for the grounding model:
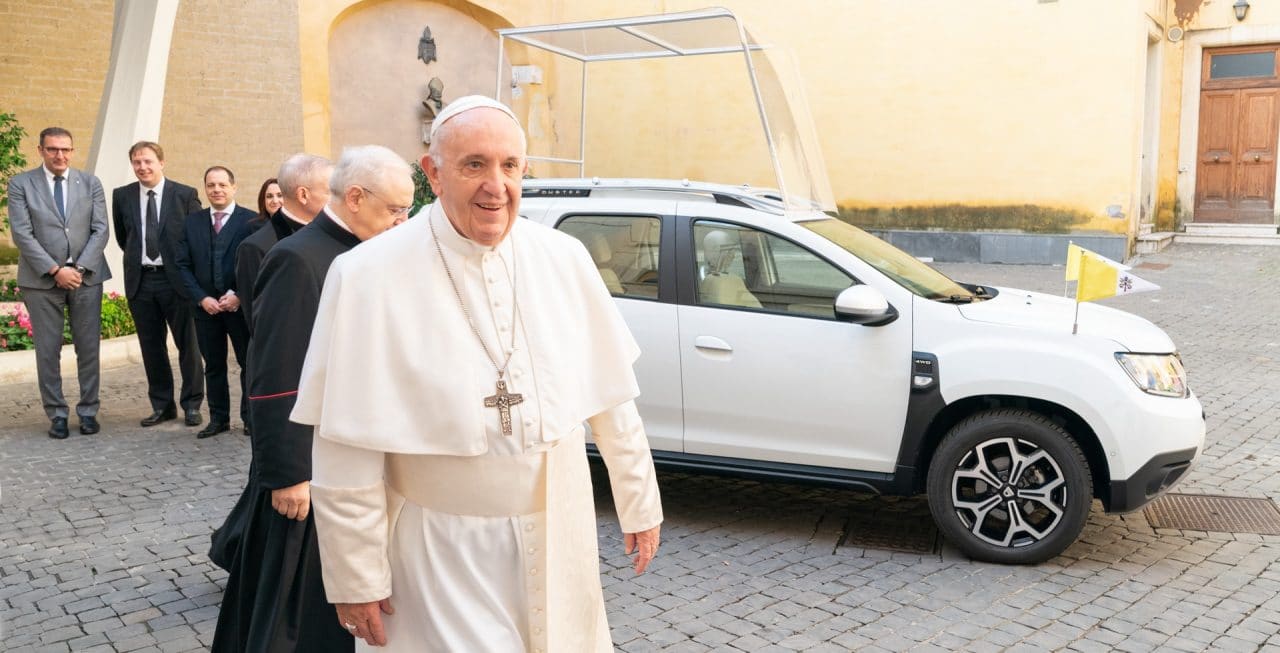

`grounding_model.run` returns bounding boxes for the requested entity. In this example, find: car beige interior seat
[586,233,625,295]
[700,230,762,309]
